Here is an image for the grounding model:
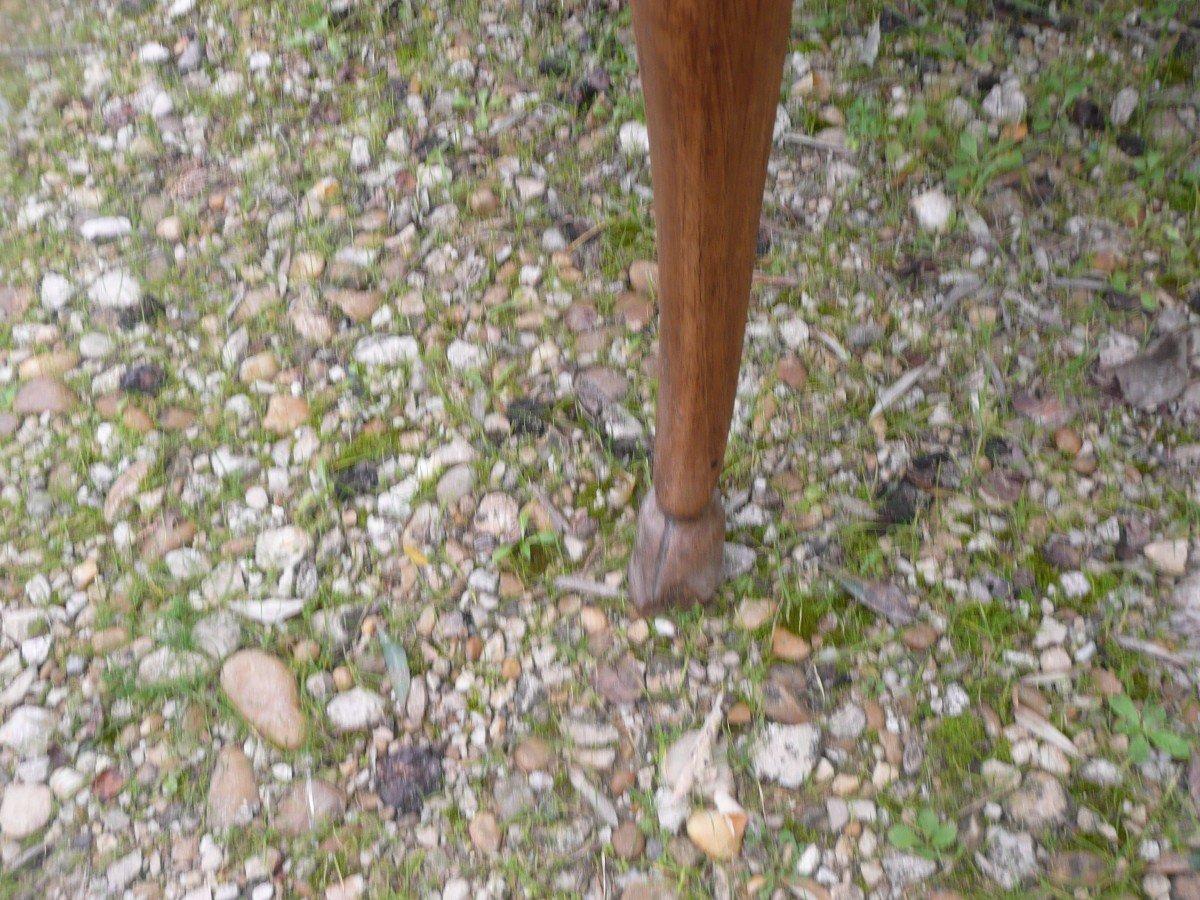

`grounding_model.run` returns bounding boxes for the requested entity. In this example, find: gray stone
[751,723,822,788]
[976,827,1037,889]
[326,687,386,732]
[0,705,57,755]
[0,783,53,837]
[882,852,938,887]
[193,611,242,660]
